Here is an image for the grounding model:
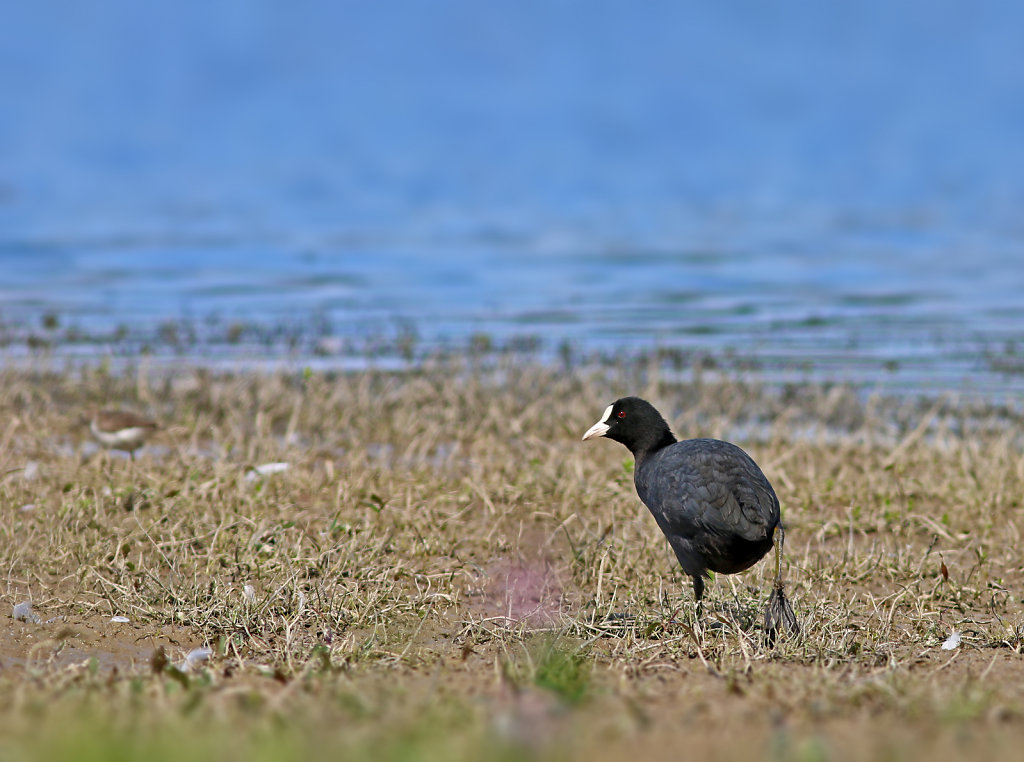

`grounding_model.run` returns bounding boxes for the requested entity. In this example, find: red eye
[617,411,626,418]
